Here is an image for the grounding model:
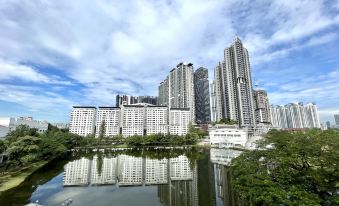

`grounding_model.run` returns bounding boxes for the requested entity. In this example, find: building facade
[69,107,97,136]
[169,108,191,136]
[116,95,158,107]
[95,107,120,137]
[158,62,195,122]
[194,67,211,124]
[209,125,247,147]
[253,90,271,124]
[121,105,145,137]
[116,95,138,107]
[146,106,168,135]
[270,102,321,129]
[211,37,256,127]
